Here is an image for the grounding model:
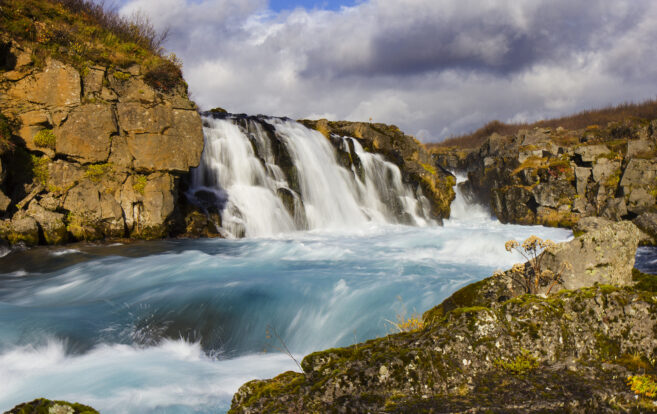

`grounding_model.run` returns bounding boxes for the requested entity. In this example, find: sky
[116,0,657,142]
